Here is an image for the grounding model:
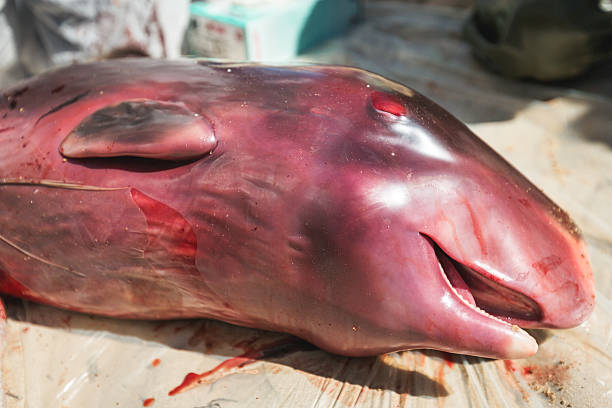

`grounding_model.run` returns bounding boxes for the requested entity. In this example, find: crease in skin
[0,233,86,277]
[35,90,90,125]
[0,178,126,191]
